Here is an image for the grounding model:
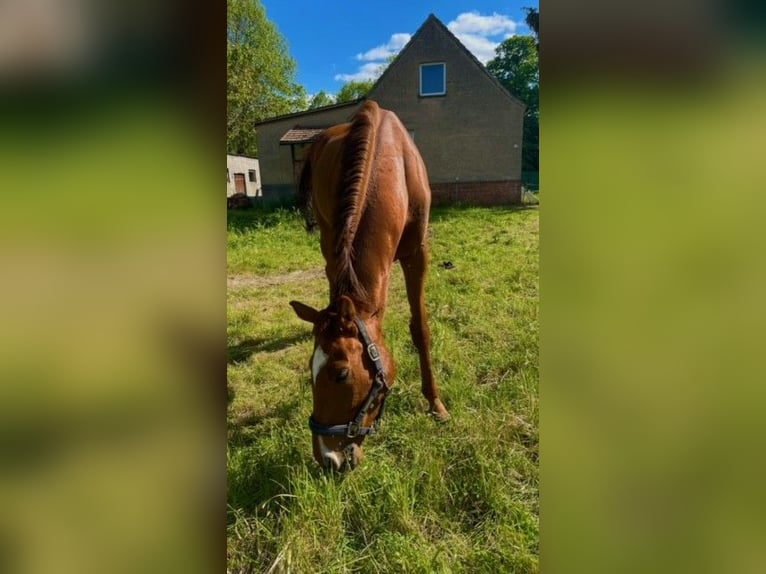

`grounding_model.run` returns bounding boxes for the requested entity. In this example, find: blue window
[419,63,446,96]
